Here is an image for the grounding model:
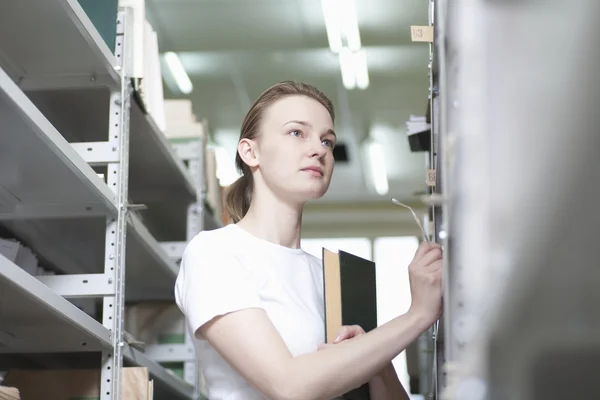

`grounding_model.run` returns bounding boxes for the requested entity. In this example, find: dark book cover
[322,249,378,400]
